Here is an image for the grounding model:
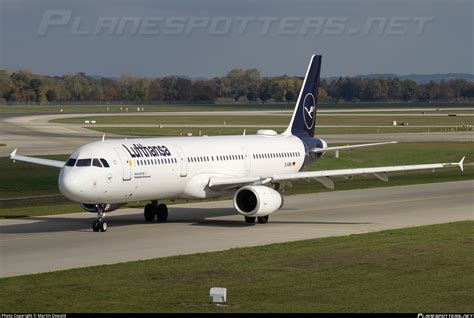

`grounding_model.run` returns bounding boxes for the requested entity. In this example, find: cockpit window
[76,159,92,167]
[100,158,110,168]
[65,158,77,167]
[92,158,103,167]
